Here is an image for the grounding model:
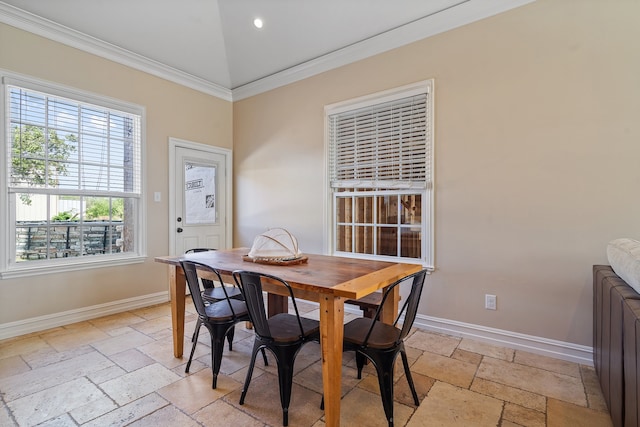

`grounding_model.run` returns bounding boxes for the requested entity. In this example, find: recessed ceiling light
[253,18,263,29]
